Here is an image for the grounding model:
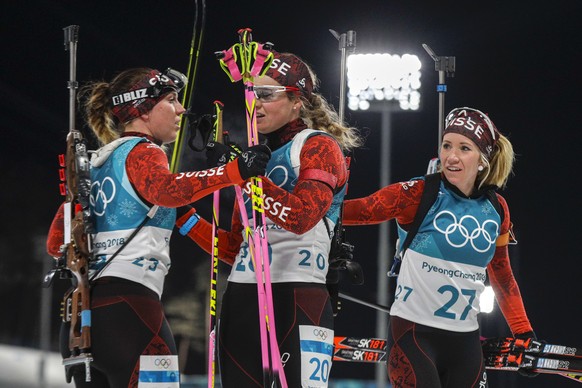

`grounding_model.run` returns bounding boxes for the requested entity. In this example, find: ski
[333,336,387,363]
[334,336,387,351]
[484,351,582,377]
[332,336,582,382]
[333,347,386,363]
[483,337,582,382]
[482,337,582,359]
